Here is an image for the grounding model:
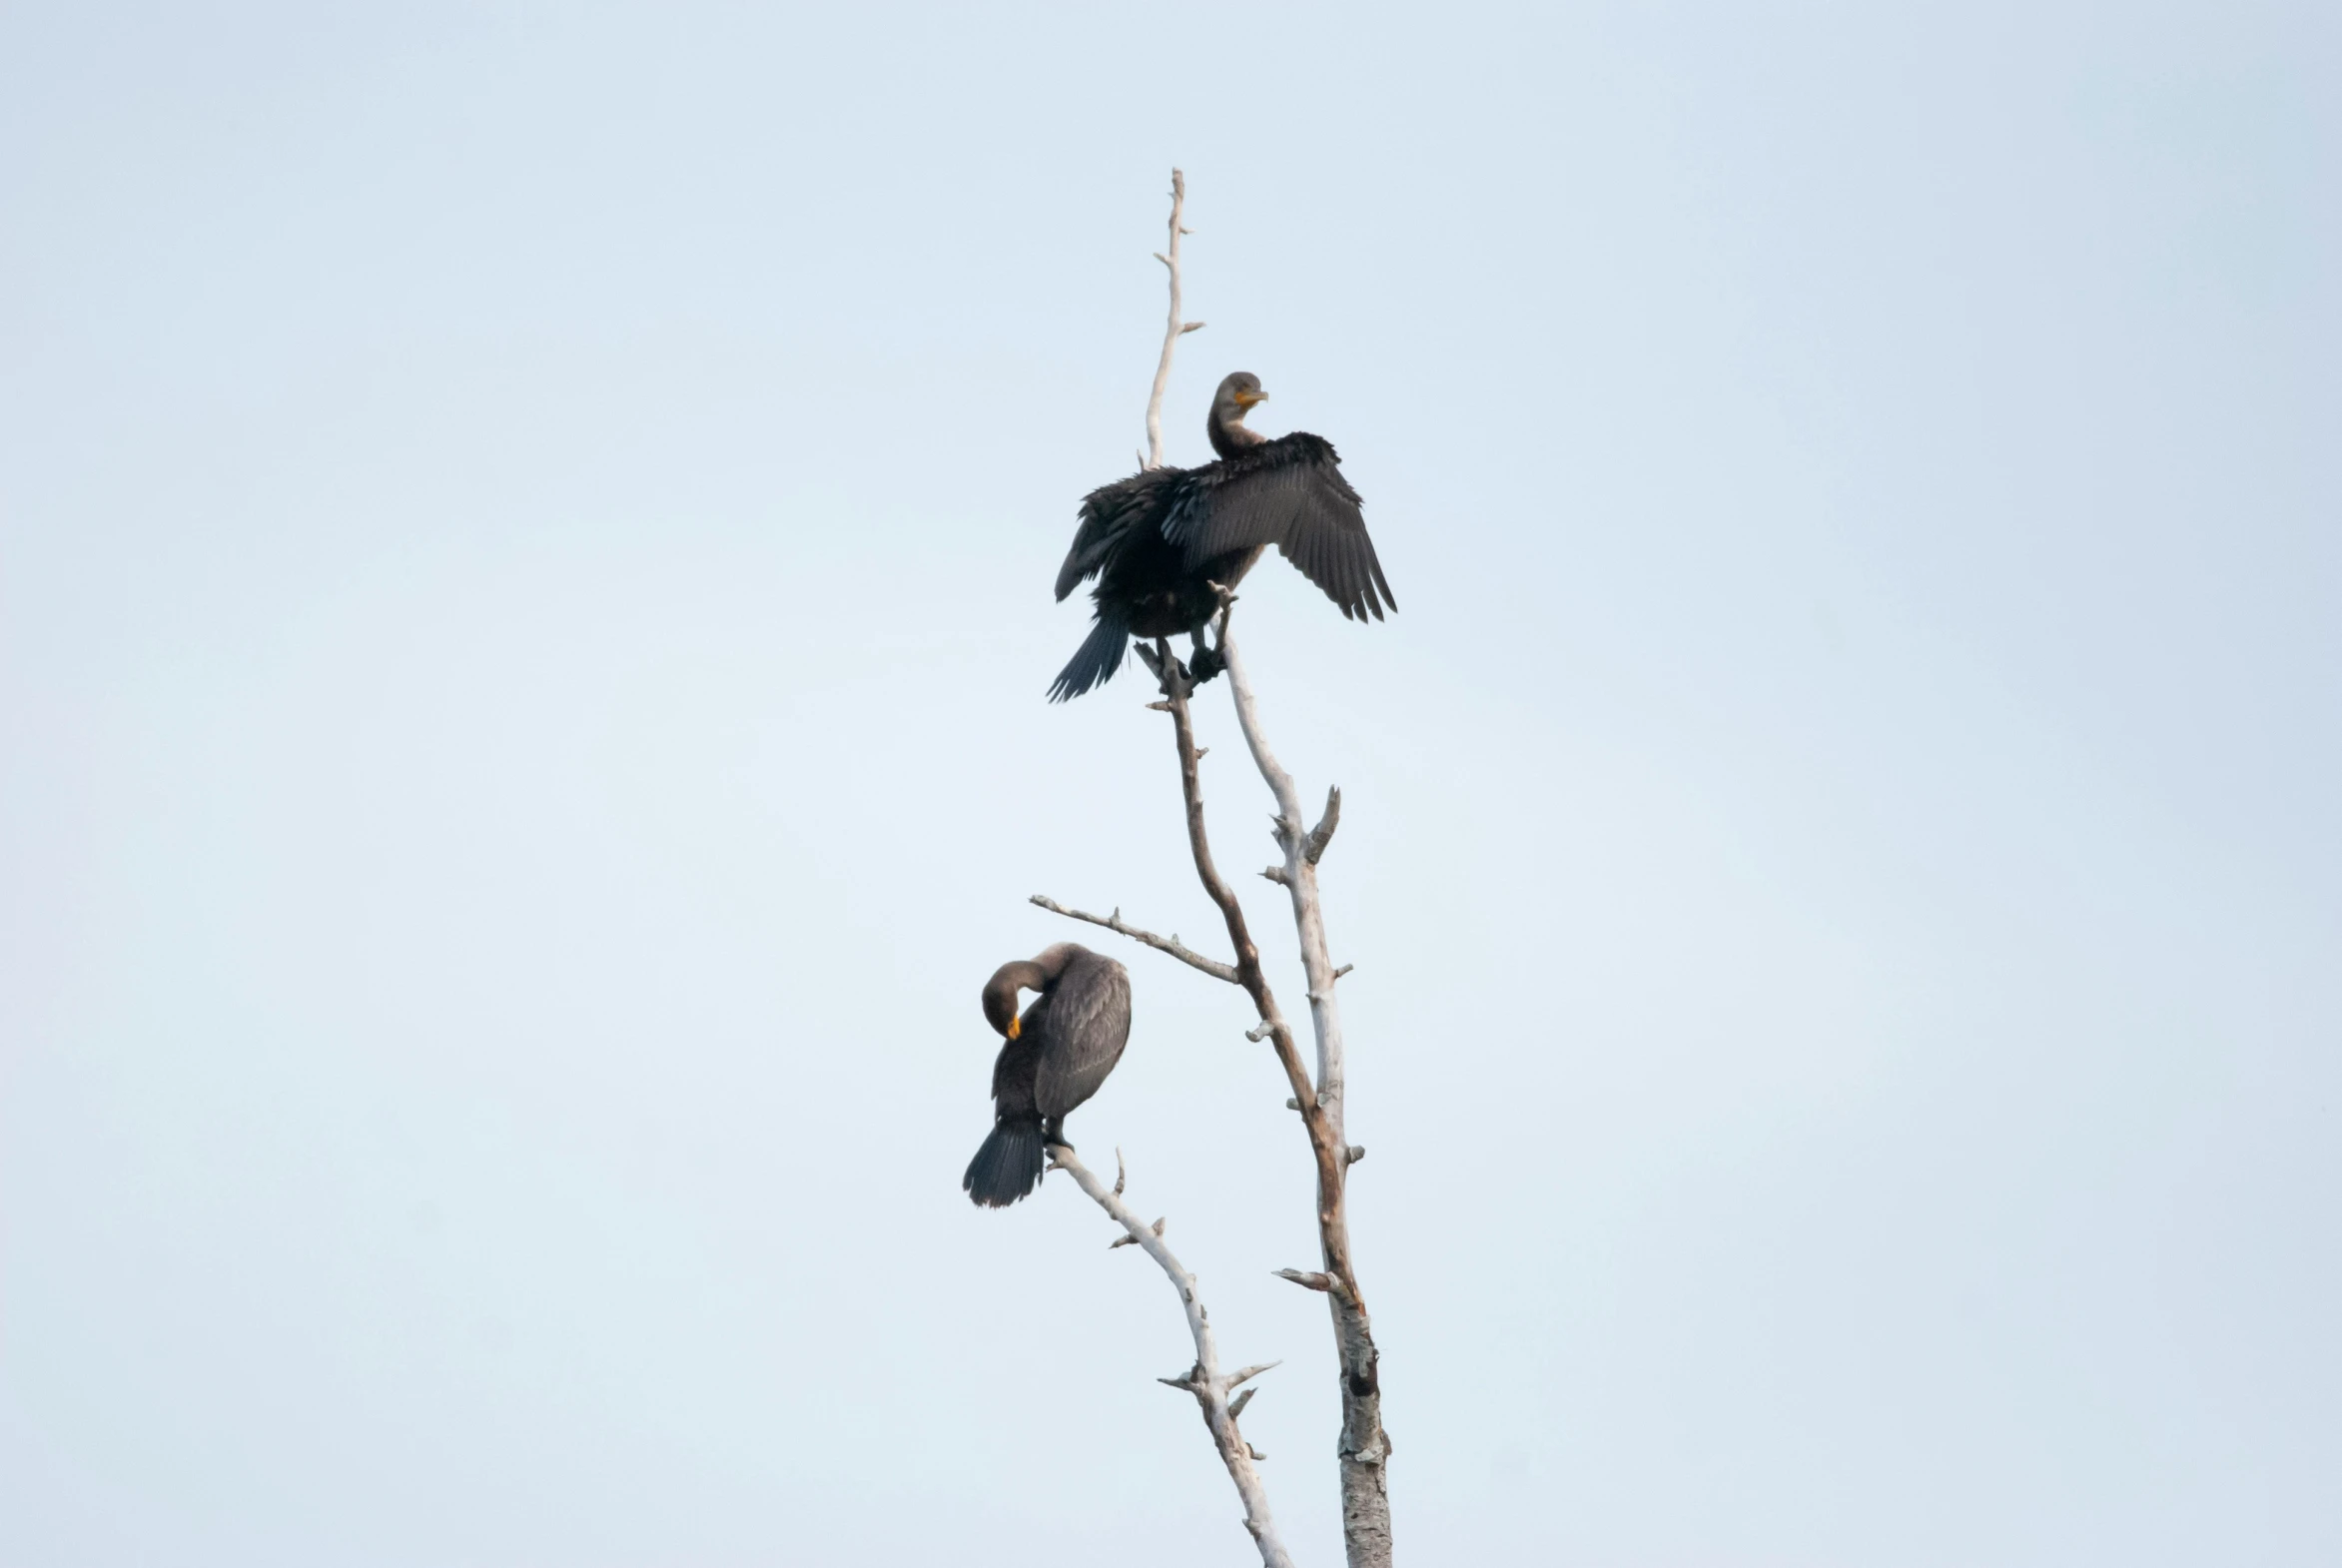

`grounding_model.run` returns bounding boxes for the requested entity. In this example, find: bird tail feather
[964,1118,1048,1207]
[1049,614,1130,702]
